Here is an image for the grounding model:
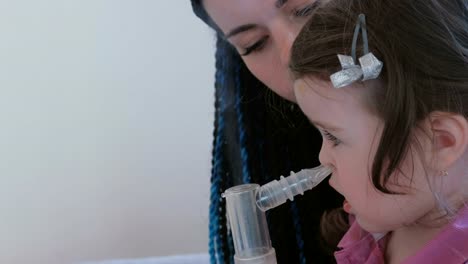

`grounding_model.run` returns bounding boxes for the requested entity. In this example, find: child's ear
[429,112,468,170]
